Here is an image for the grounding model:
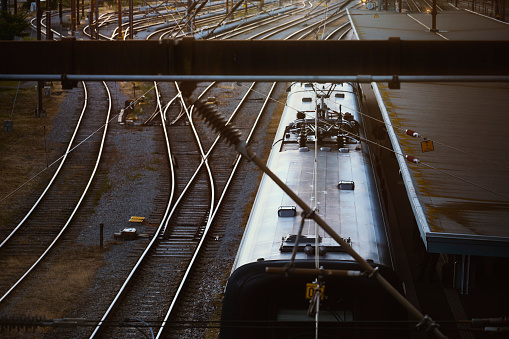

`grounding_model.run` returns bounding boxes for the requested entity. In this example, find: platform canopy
[349,9,509,258]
